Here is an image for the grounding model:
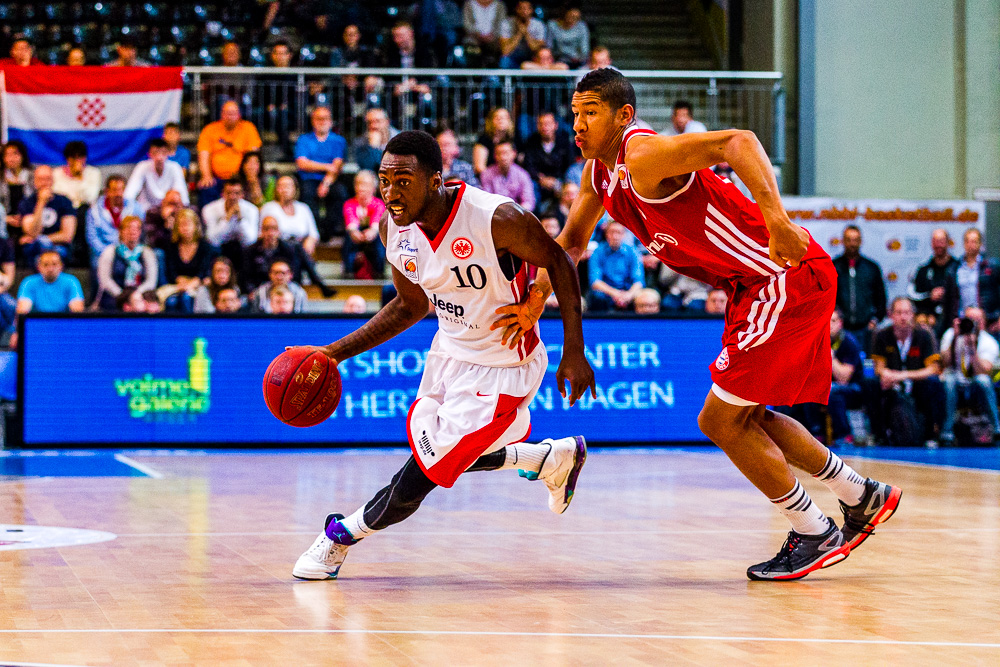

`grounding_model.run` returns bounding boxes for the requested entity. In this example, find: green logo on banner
[114,338,211,421]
